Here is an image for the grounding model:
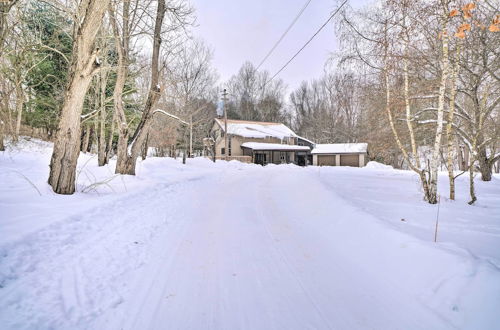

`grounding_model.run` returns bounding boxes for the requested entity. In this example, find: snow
[311,143,368,154]
[241,142,311,151]
[297,135,316,145]
[1,137,500,330]
[365,160,394,170]
[152,110,189,126]
[215,118,297,139]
